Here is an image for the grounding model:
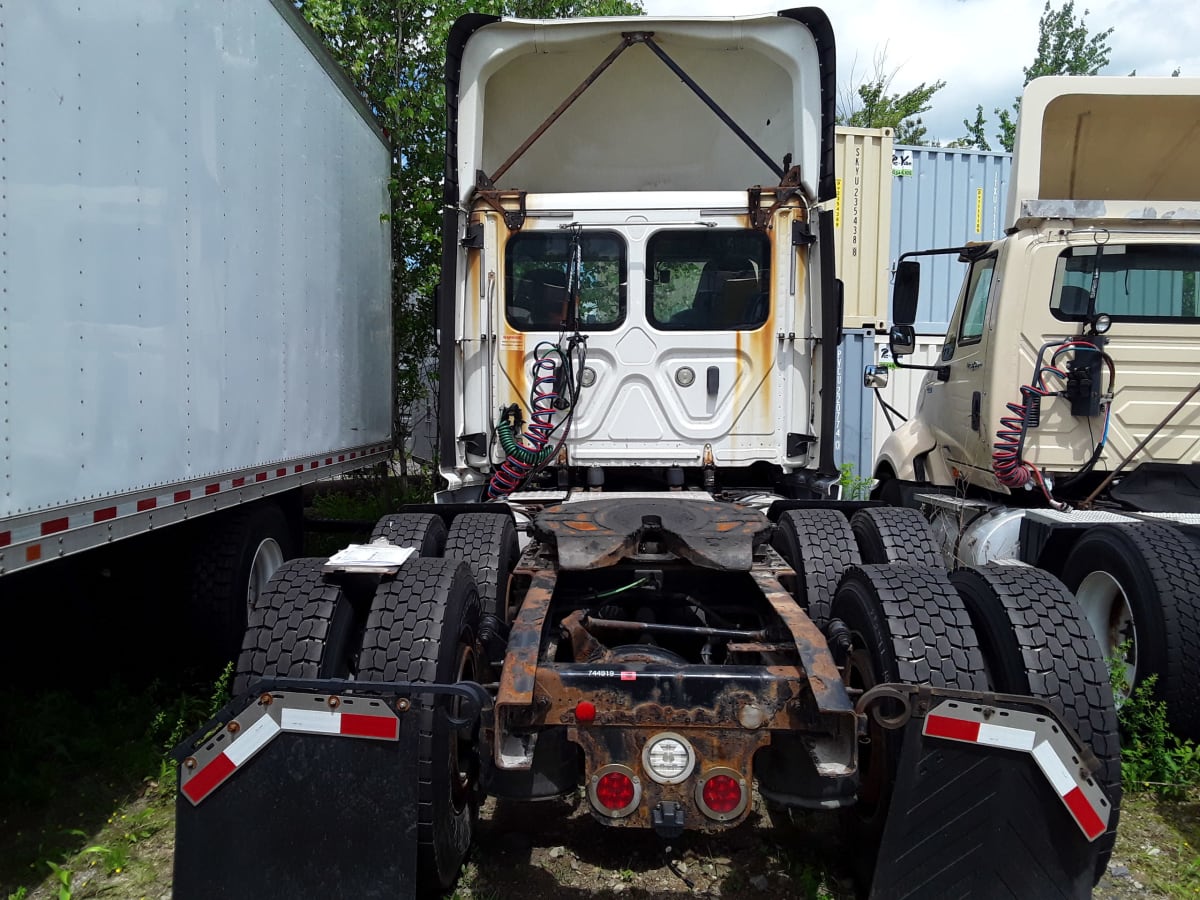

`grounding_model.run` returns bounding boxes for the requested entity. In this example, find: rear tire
[1060,522,1200,740]
[369,512,447,557]
[850,507,942,567]
[830,565,986,889]
[233,557,356,696]
[951,564,1121,882]
[189,501,295,666]
[444,513,519,620]
[358,558,482,894]
[772,509,861,626]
